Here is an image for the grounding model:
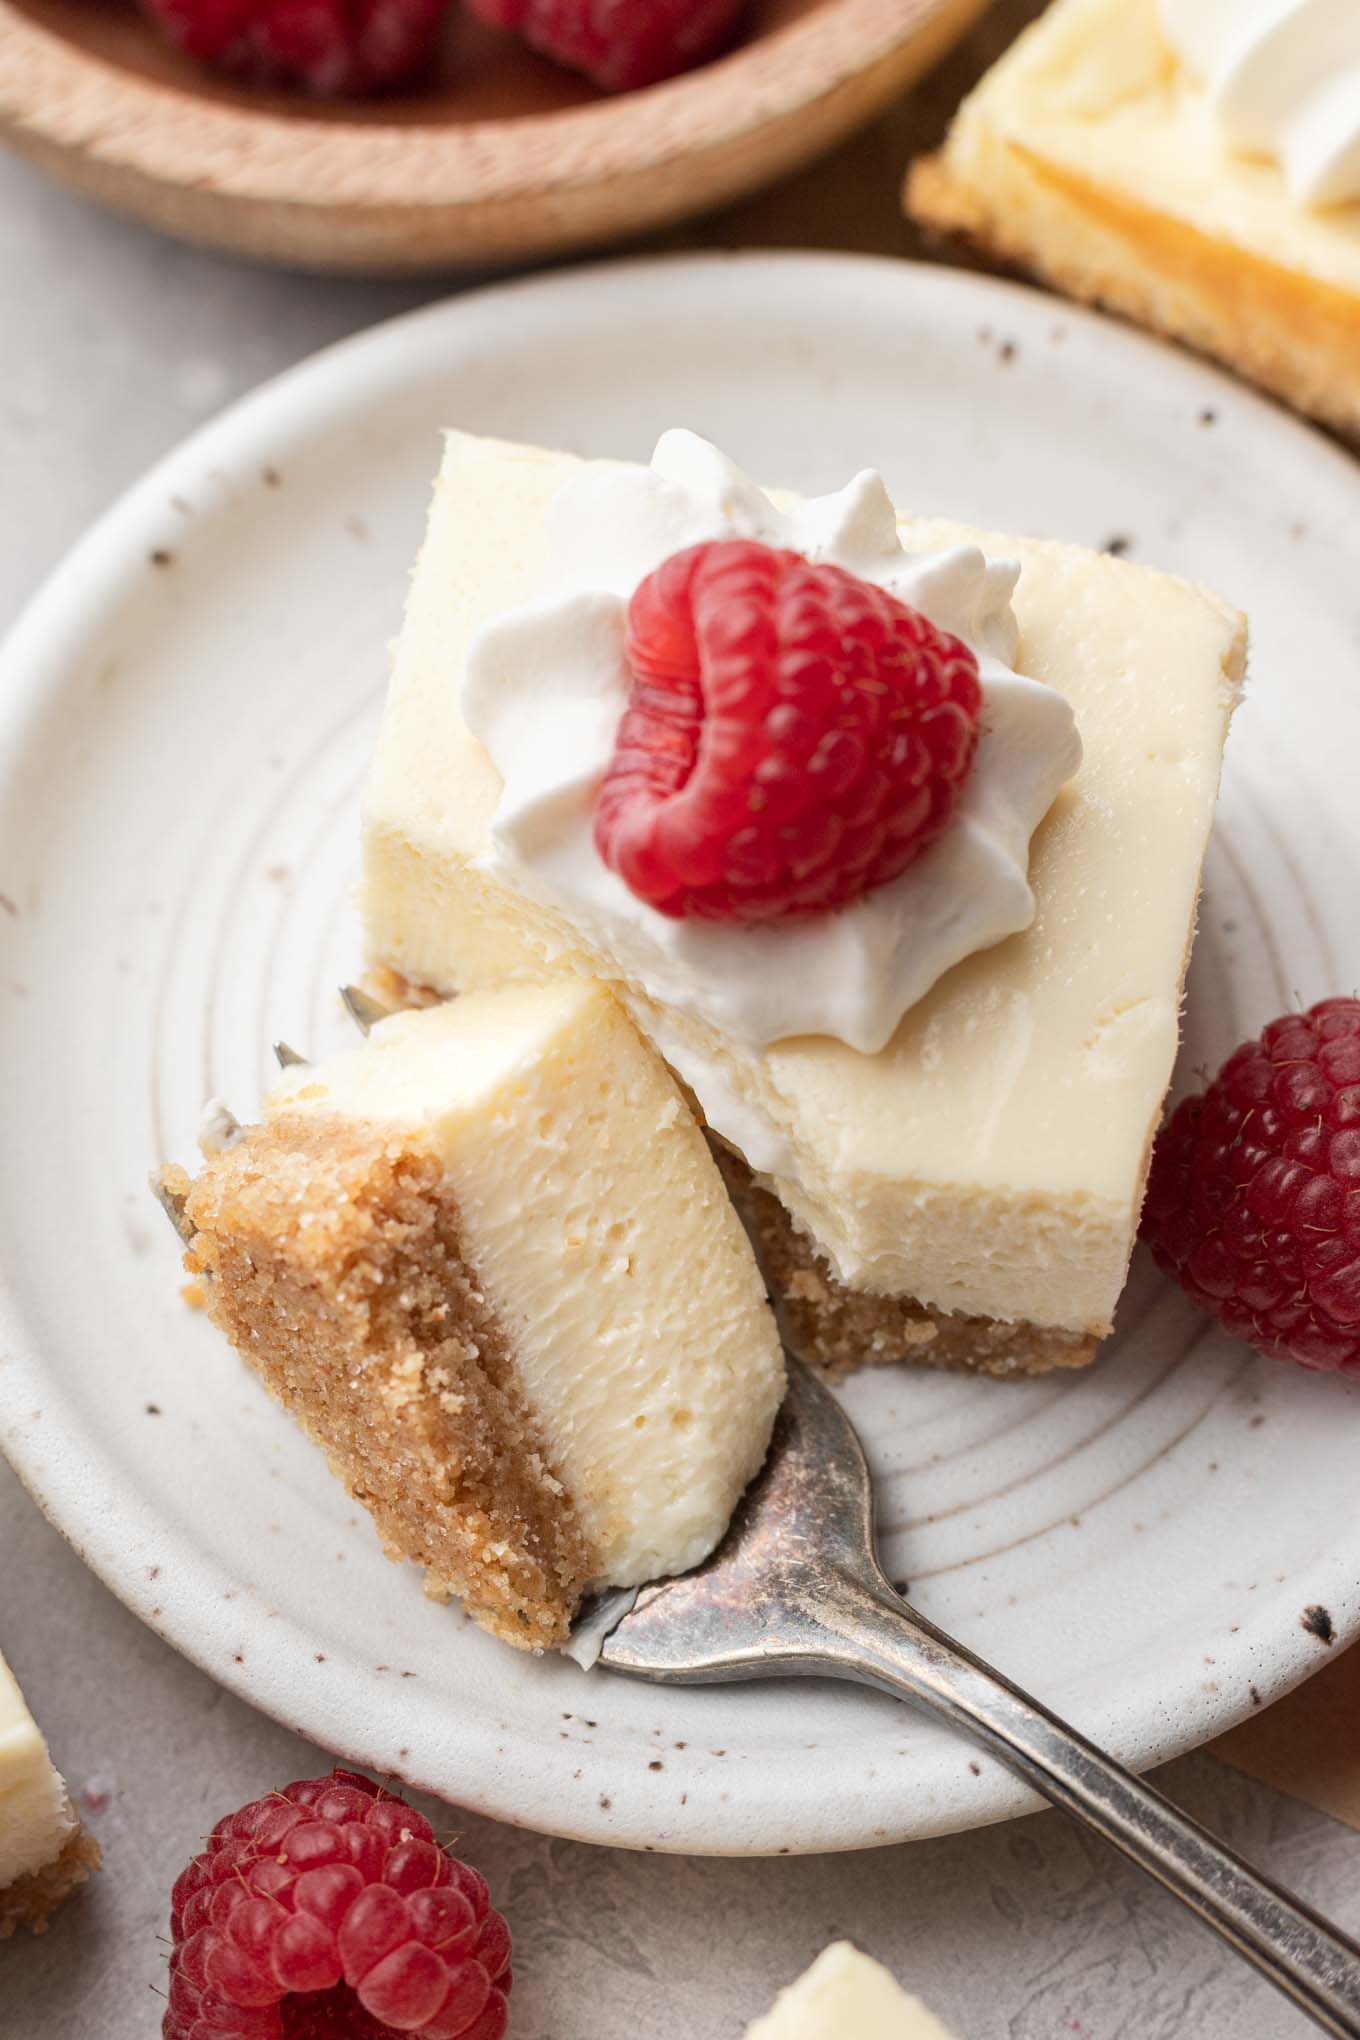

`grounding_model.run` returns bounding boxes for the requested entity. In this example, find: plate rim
[2,250,1359,1856]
